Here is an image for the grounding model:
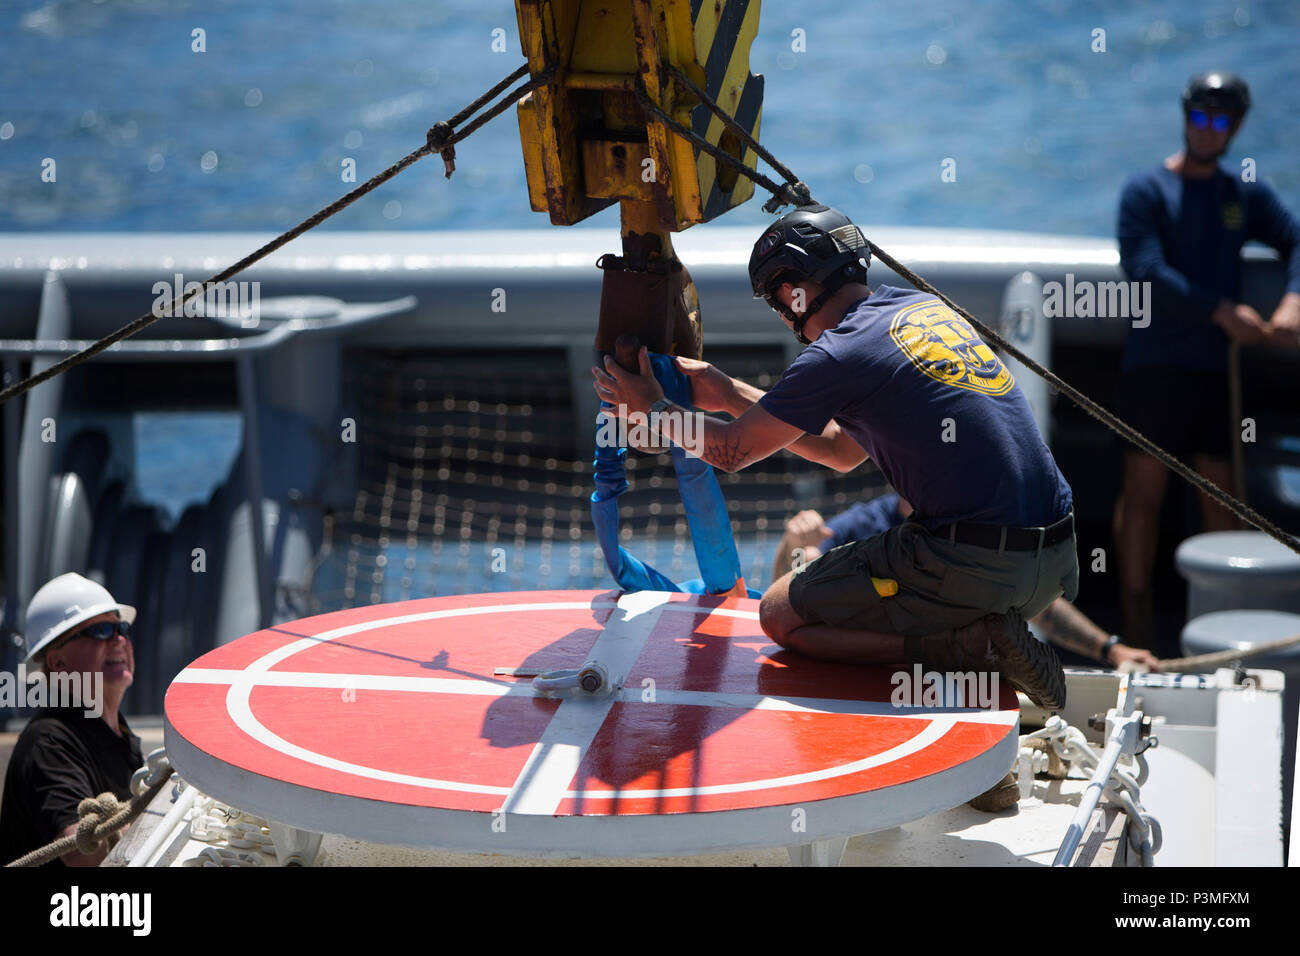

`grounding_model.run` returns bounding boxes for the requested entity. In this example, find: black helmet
[749,204,870,345]
[1182,71,1250,117]
[749,204,870,299]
